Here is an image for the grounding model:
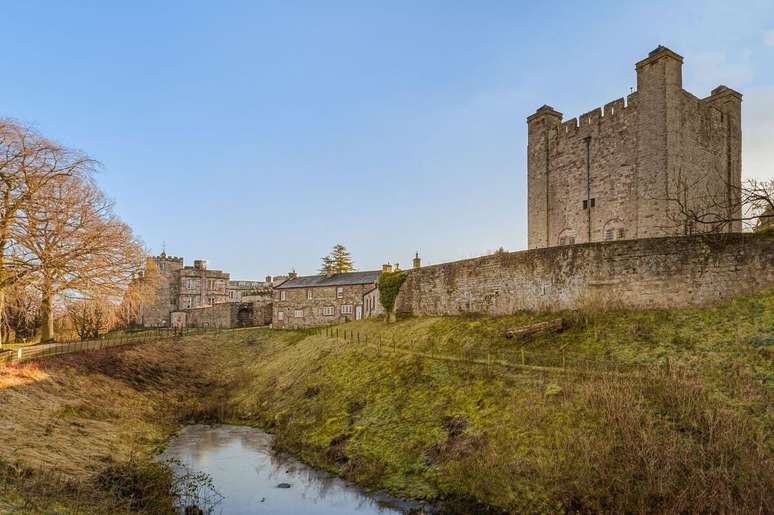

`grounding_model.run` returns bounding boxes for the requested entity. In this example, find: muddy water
[160,424,421,514]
